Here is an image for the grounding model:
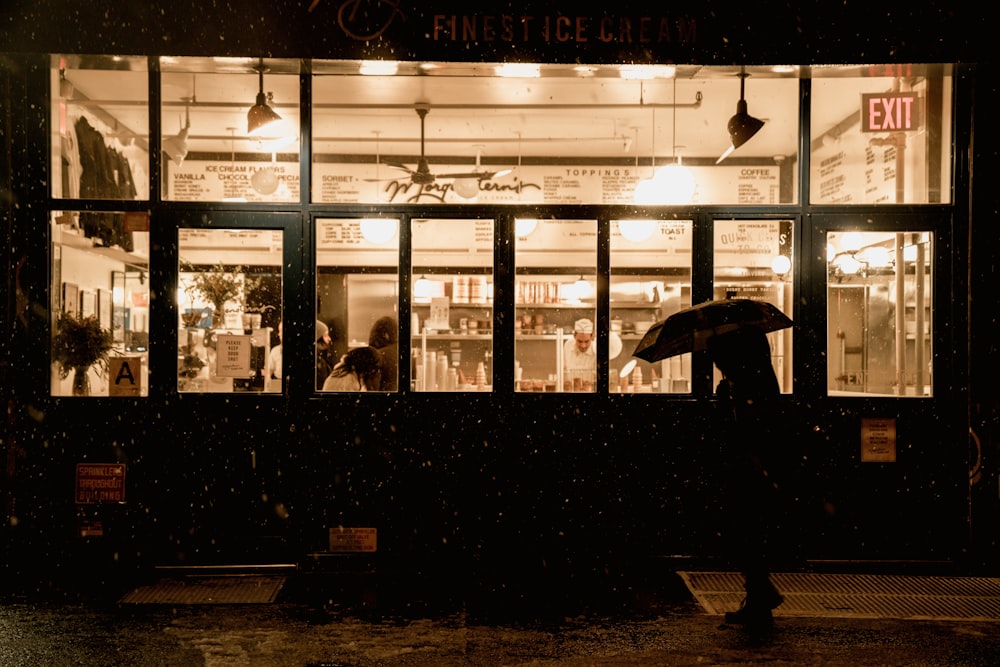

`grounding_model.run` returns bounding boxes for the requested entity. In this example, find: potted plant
[52,312,114,396]
[185,262,242,327]
[182,262,256,329]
